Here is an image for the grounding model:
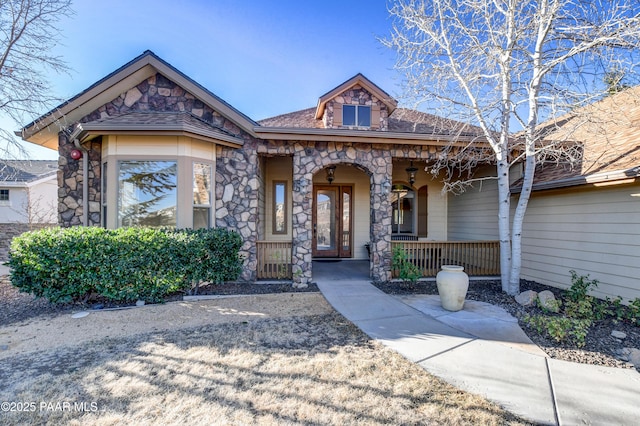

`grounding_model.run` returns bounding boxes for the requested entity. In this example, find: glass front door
[313,185,352,258]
